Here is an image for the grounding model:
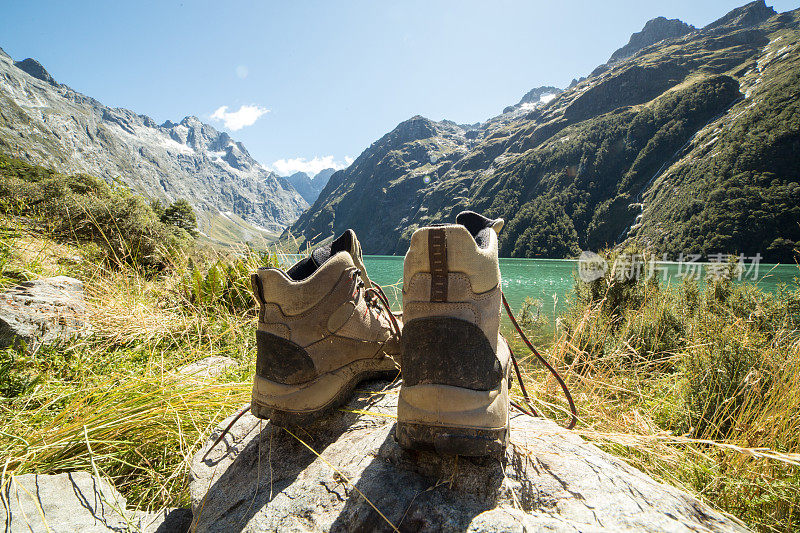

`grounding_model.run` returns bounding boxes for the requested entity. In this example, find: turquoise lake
[279,255,799,325]
[360,257,800,323]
